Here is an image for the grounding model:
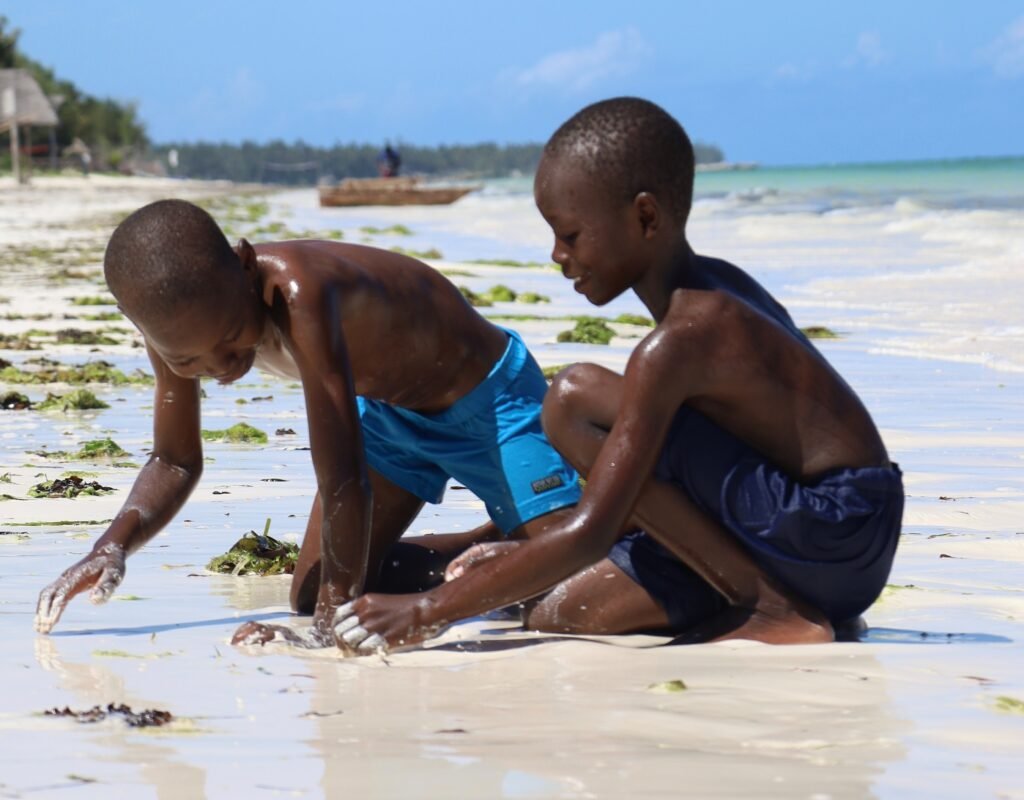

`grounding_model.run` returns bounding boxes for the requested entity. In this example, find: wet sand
[1,176,1022,799]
